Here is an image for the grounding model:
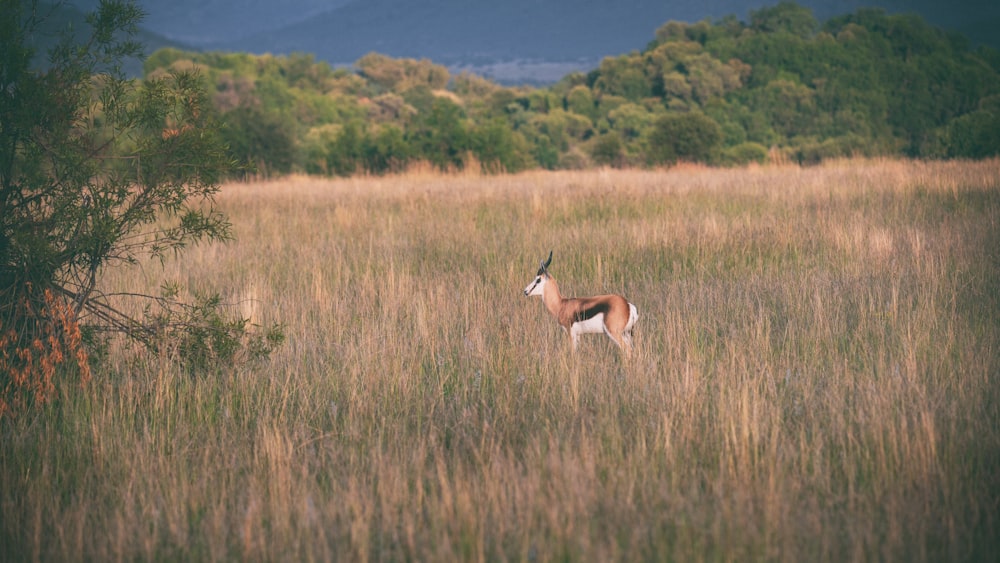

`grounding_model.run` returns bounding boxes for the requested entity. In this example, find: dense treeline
[144,2,1000,177]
